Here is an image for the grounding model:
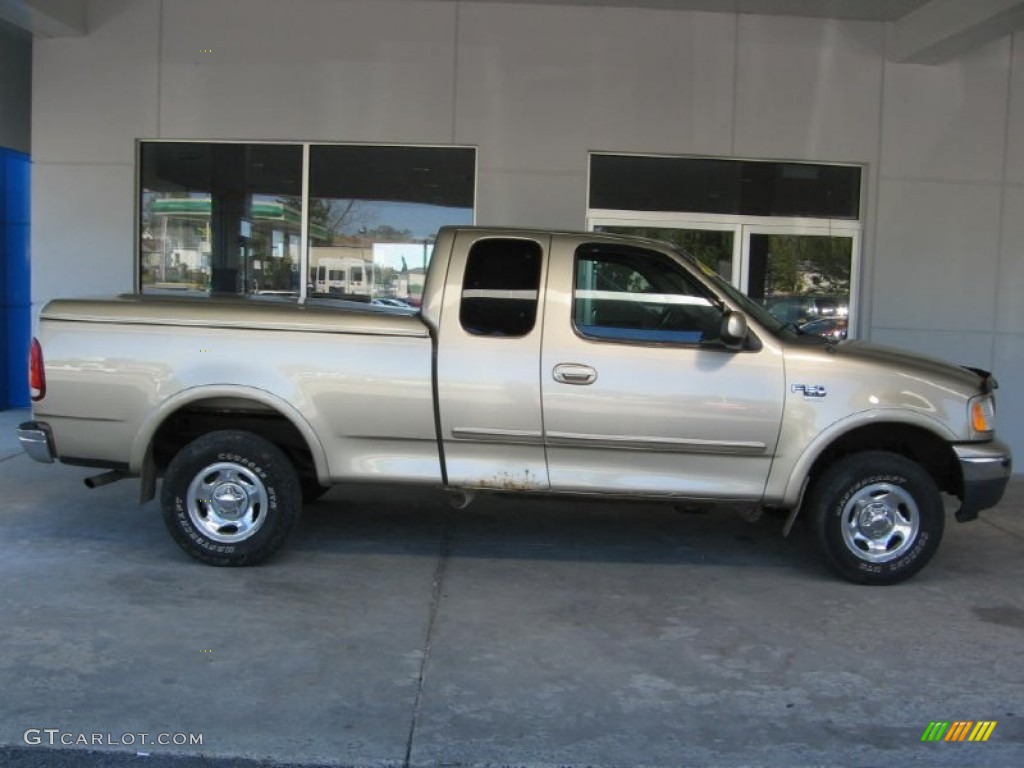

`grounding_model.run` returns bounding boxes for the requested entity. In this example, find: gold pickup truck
[17,226,1012,584]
